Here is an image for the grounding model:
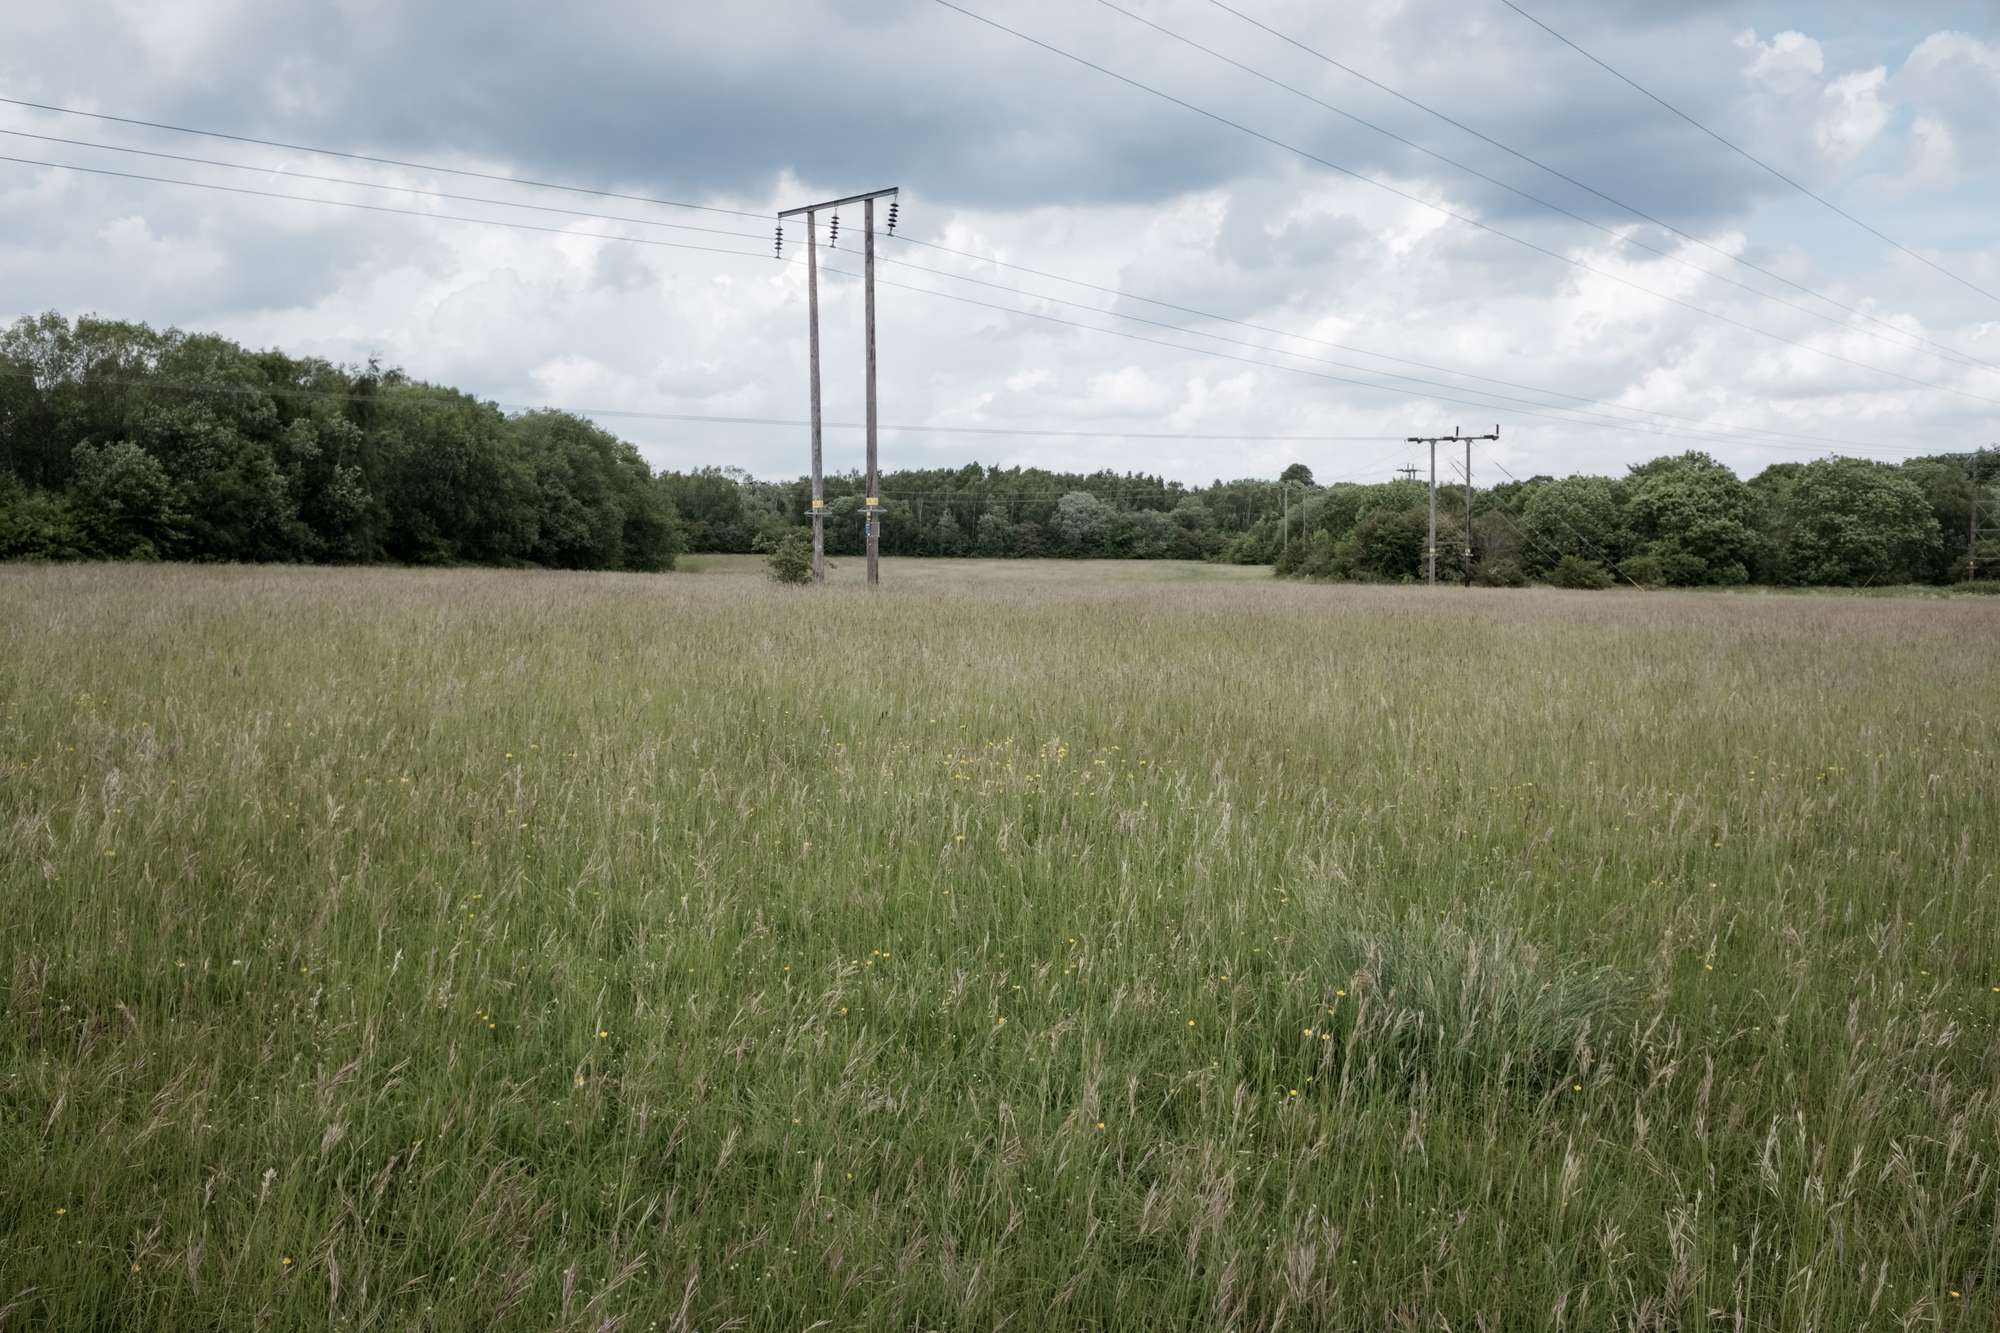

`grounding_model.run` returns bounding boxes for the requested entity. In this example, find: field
[3,557,1998,1331]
